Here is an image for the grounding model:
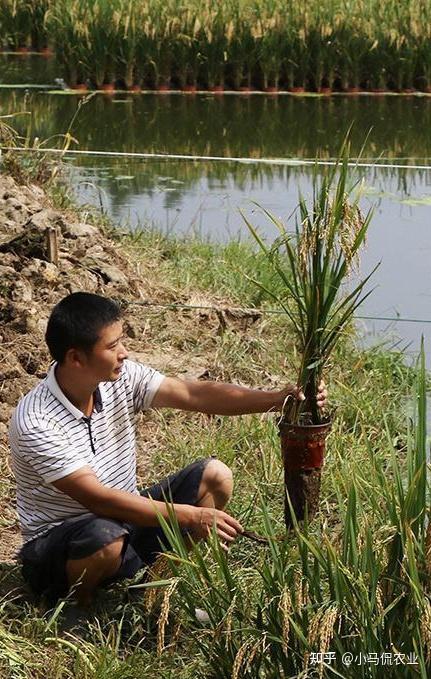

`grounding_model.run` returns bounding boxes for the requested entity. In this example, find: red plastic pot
[371,88,388,95]
[289,86,305,94]
[101,83,115,93]
[17,46,30,54]
[70,83,88,91]
[238,86,252,93]
[264,86,279,94]
[280,420,331,527]
[181,85,197,93]
[345,86,361,94]
[317,87,332,95]
[208,86,224,94]
[128,85,142,93]
[156,84,170,92]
